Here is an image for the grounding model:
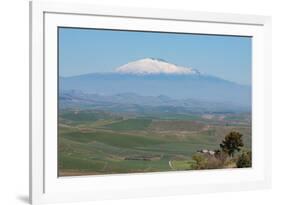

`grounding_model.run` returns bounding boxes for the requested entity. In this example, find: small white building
[198,149,215,155]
